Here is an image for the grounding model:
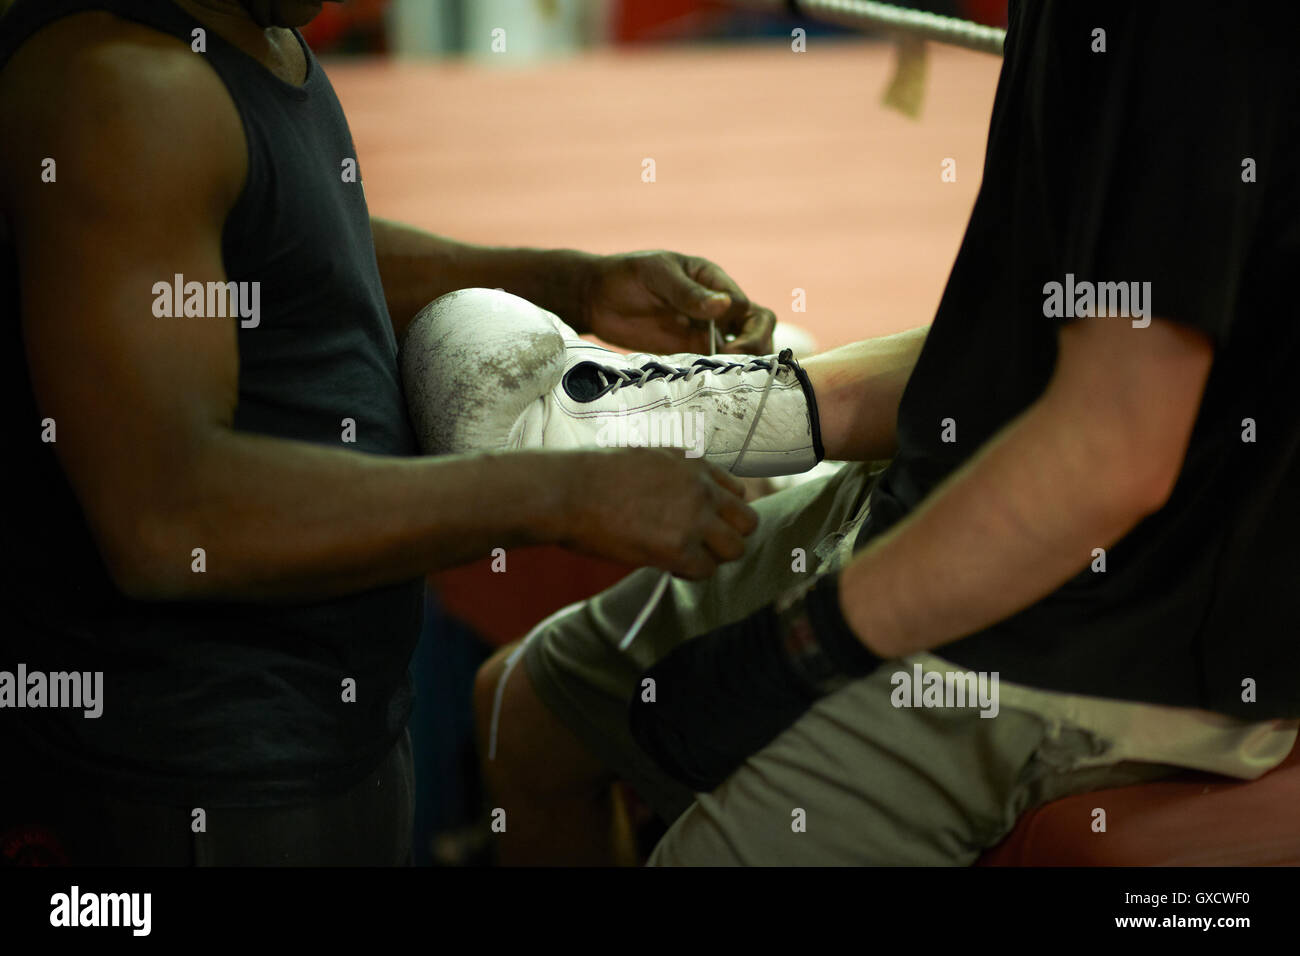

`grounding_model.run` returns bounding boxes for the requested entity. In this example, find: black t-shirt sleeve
[1033,2,1278,345]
